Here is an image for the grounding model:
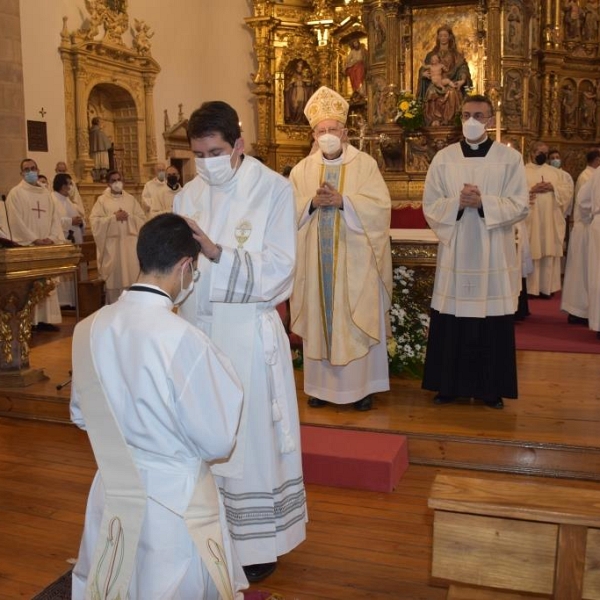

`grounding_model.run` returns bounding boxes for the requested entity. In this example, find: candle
[495,102,502,142]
